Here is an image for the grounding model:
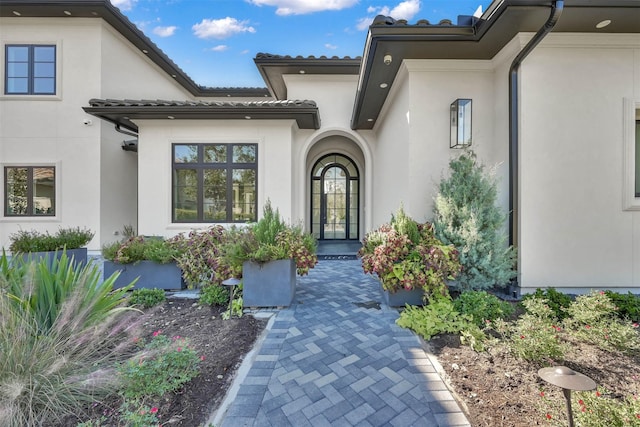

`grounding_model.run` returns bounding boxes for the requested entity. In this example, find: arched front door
[311,154,359,240]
